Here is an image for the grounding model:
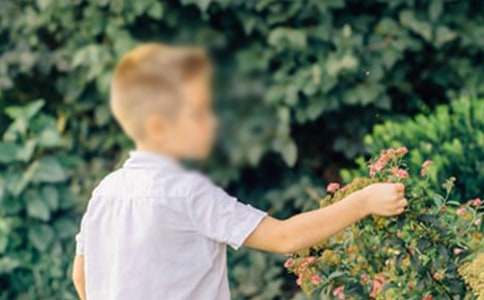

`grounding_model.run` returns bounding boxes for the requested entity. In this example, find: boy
[72,43,407,300]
